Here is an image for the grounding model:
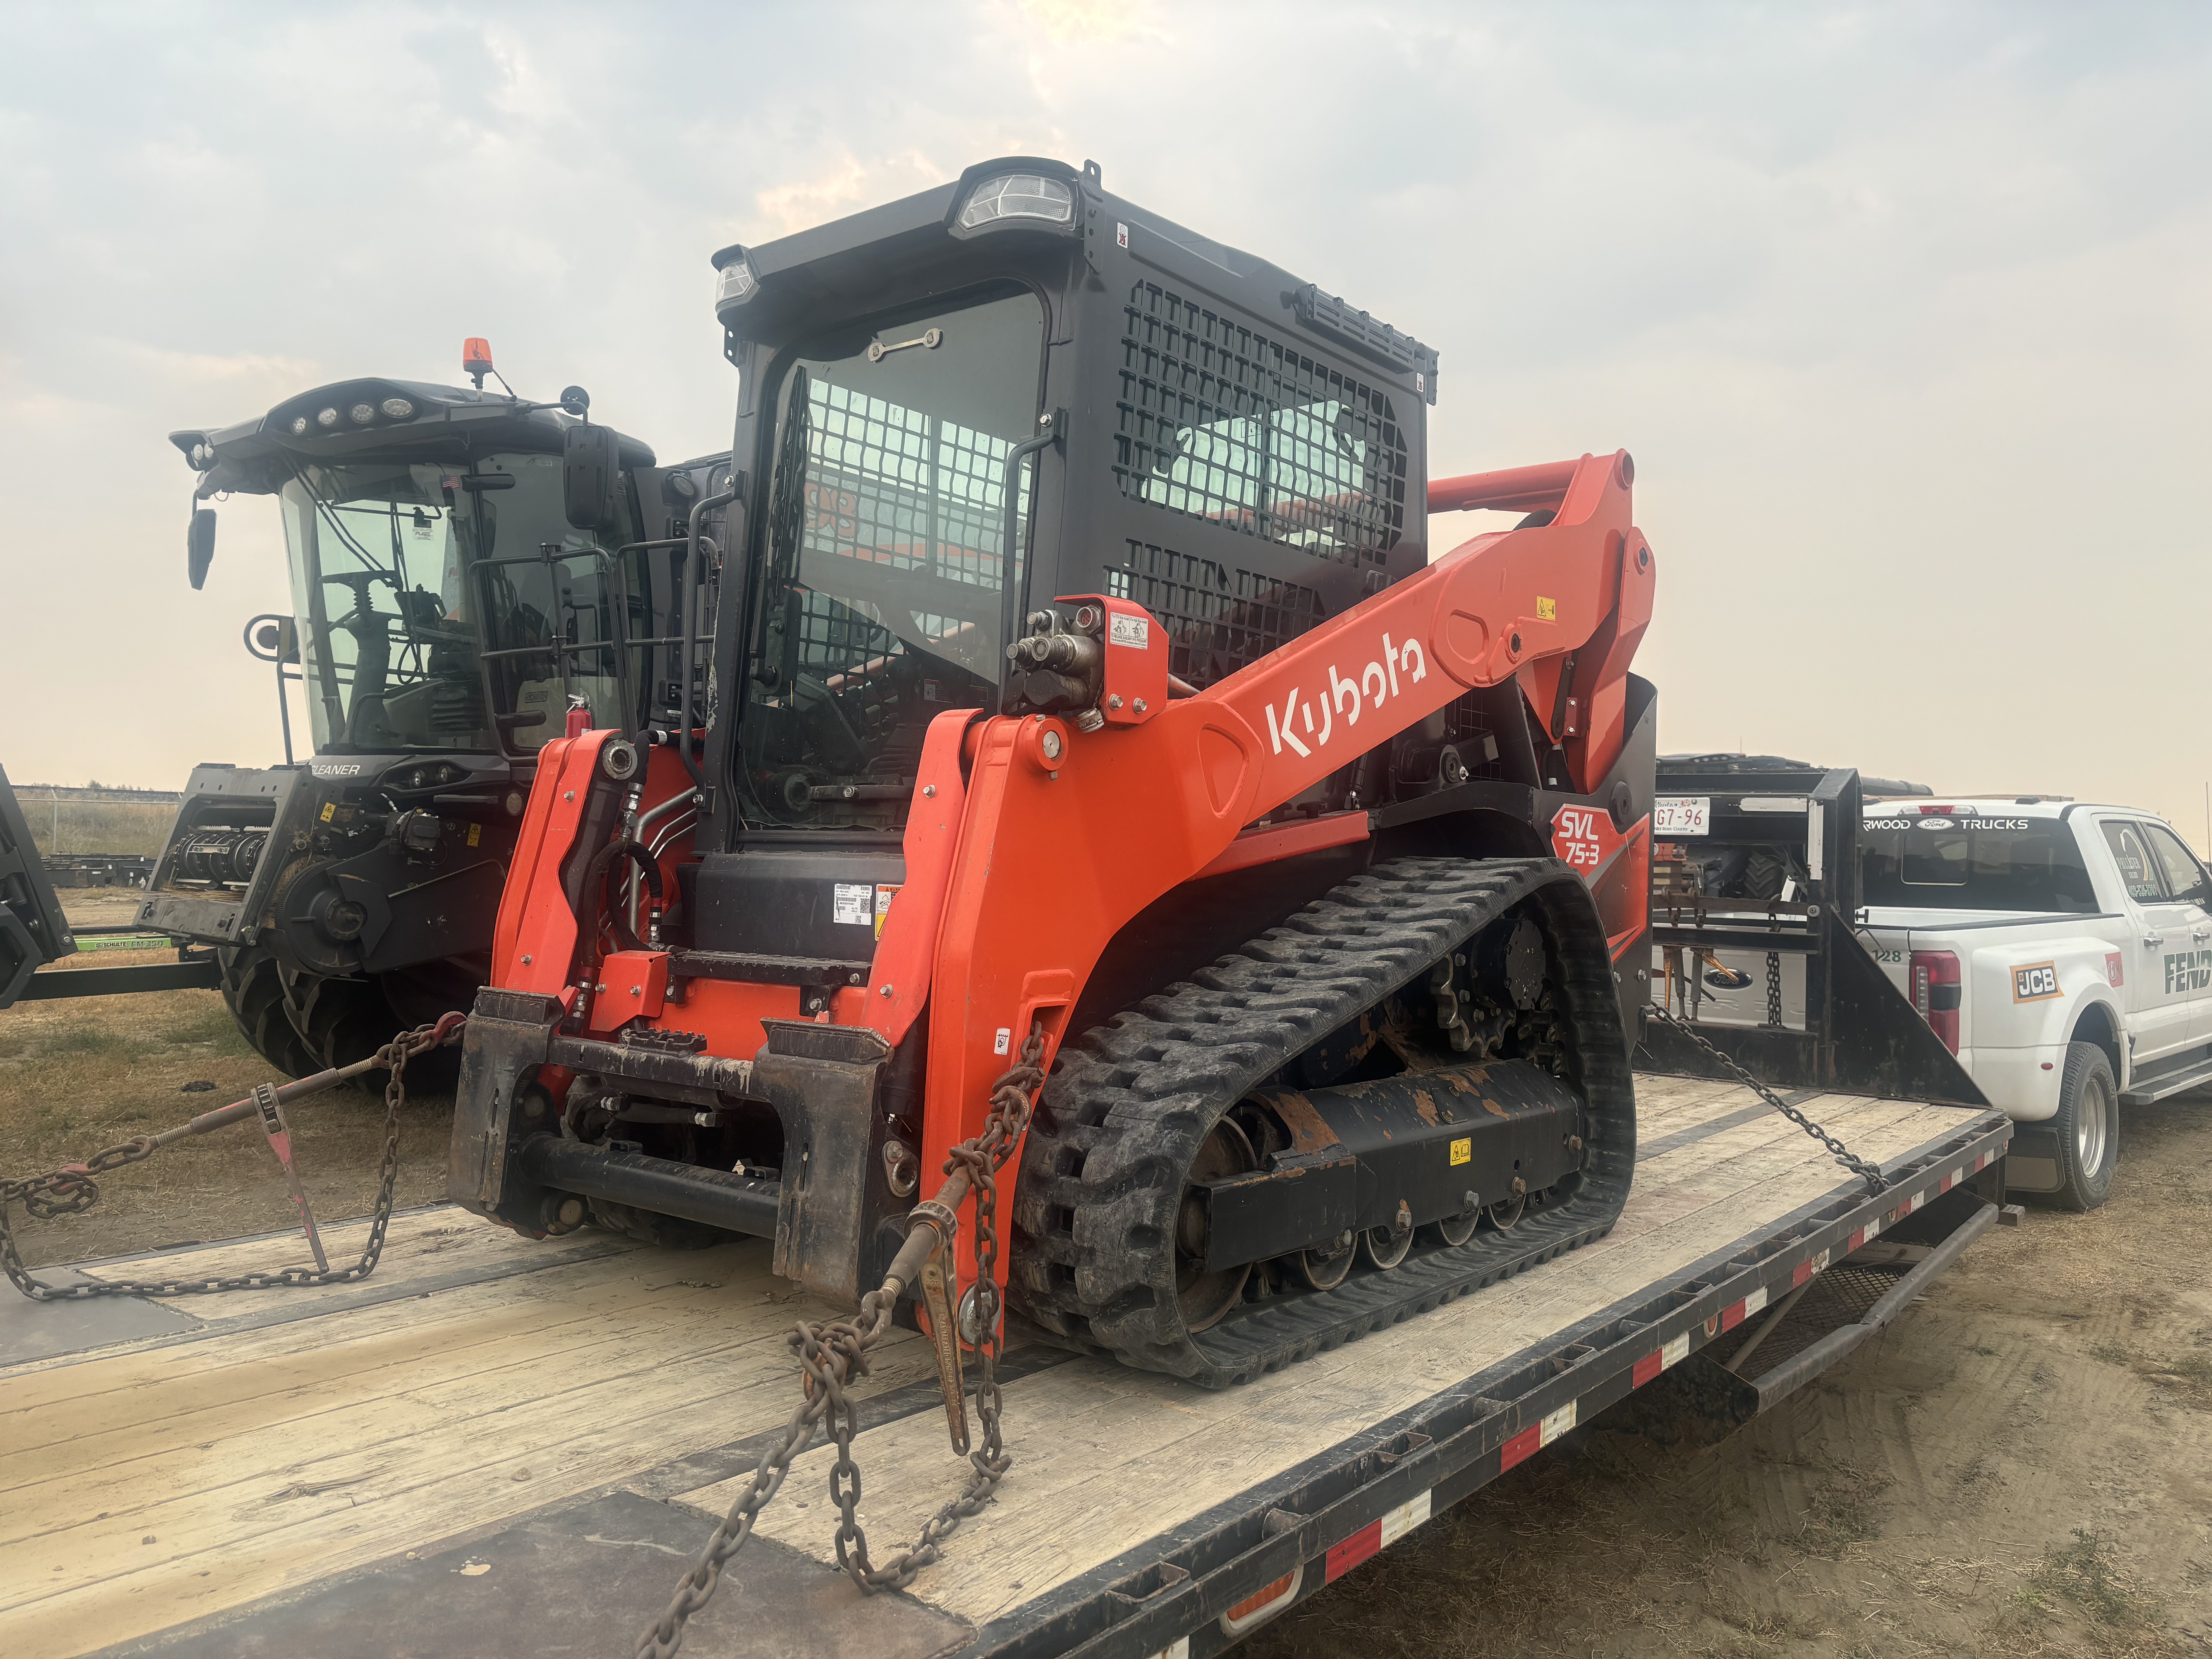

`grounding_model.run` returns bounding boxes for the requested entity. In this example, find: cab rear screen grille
[1115,283,1407,568]
[1107,541,1324,689]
